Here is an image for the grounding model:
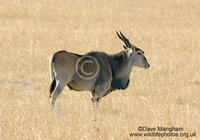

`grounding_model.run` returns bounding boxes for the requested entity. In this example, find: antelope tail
[49,54,56,98]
